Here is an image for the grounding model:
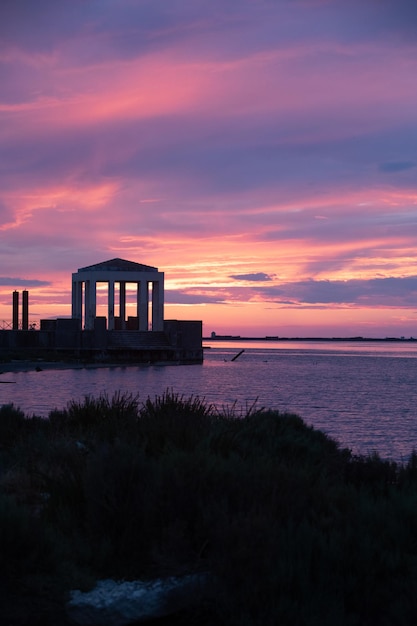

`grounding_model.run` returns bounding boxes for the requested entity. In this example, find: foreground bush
[0,494,71,625]
[1,391,417,624]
